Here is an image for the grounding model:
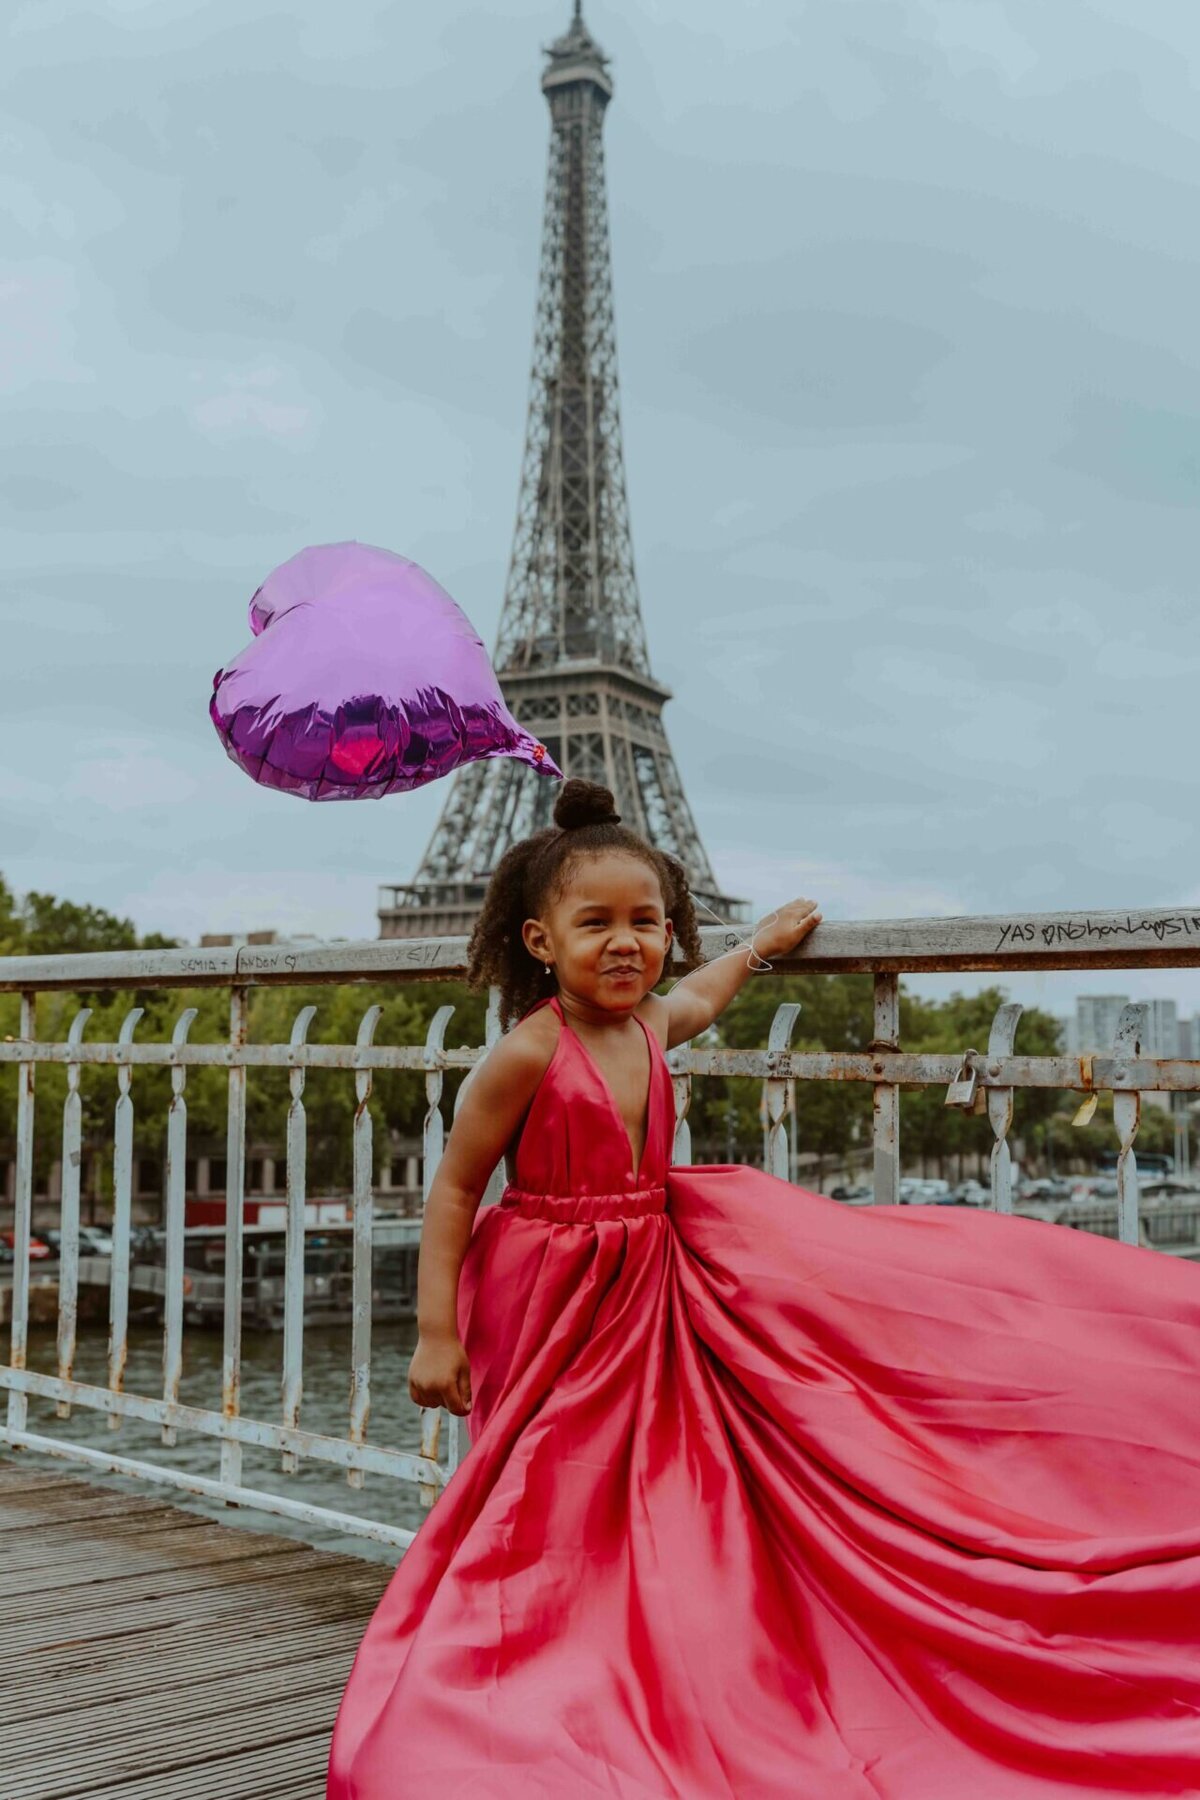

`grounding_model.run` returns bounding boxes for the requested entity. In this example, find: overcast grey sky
[2,0,1199,1017]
